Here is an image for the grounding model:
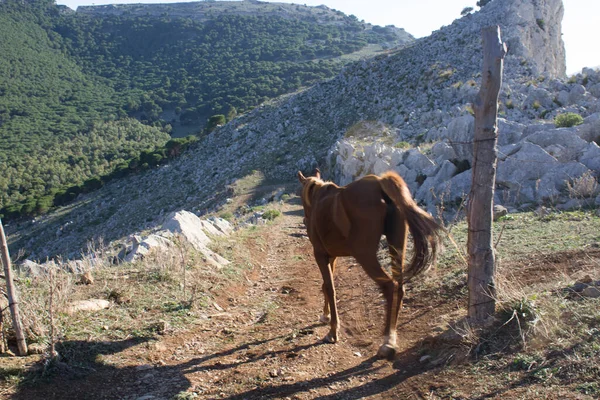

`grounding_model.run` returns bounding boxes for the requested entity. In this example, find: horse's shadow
[10,320,540,400]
